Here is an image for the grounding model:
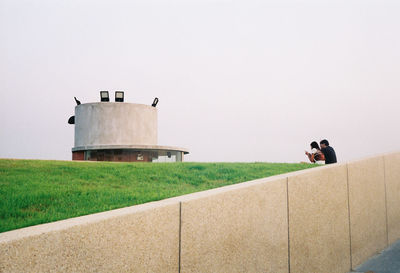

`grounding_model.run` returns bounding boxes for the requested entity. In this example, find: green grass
[0,159,316,233]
